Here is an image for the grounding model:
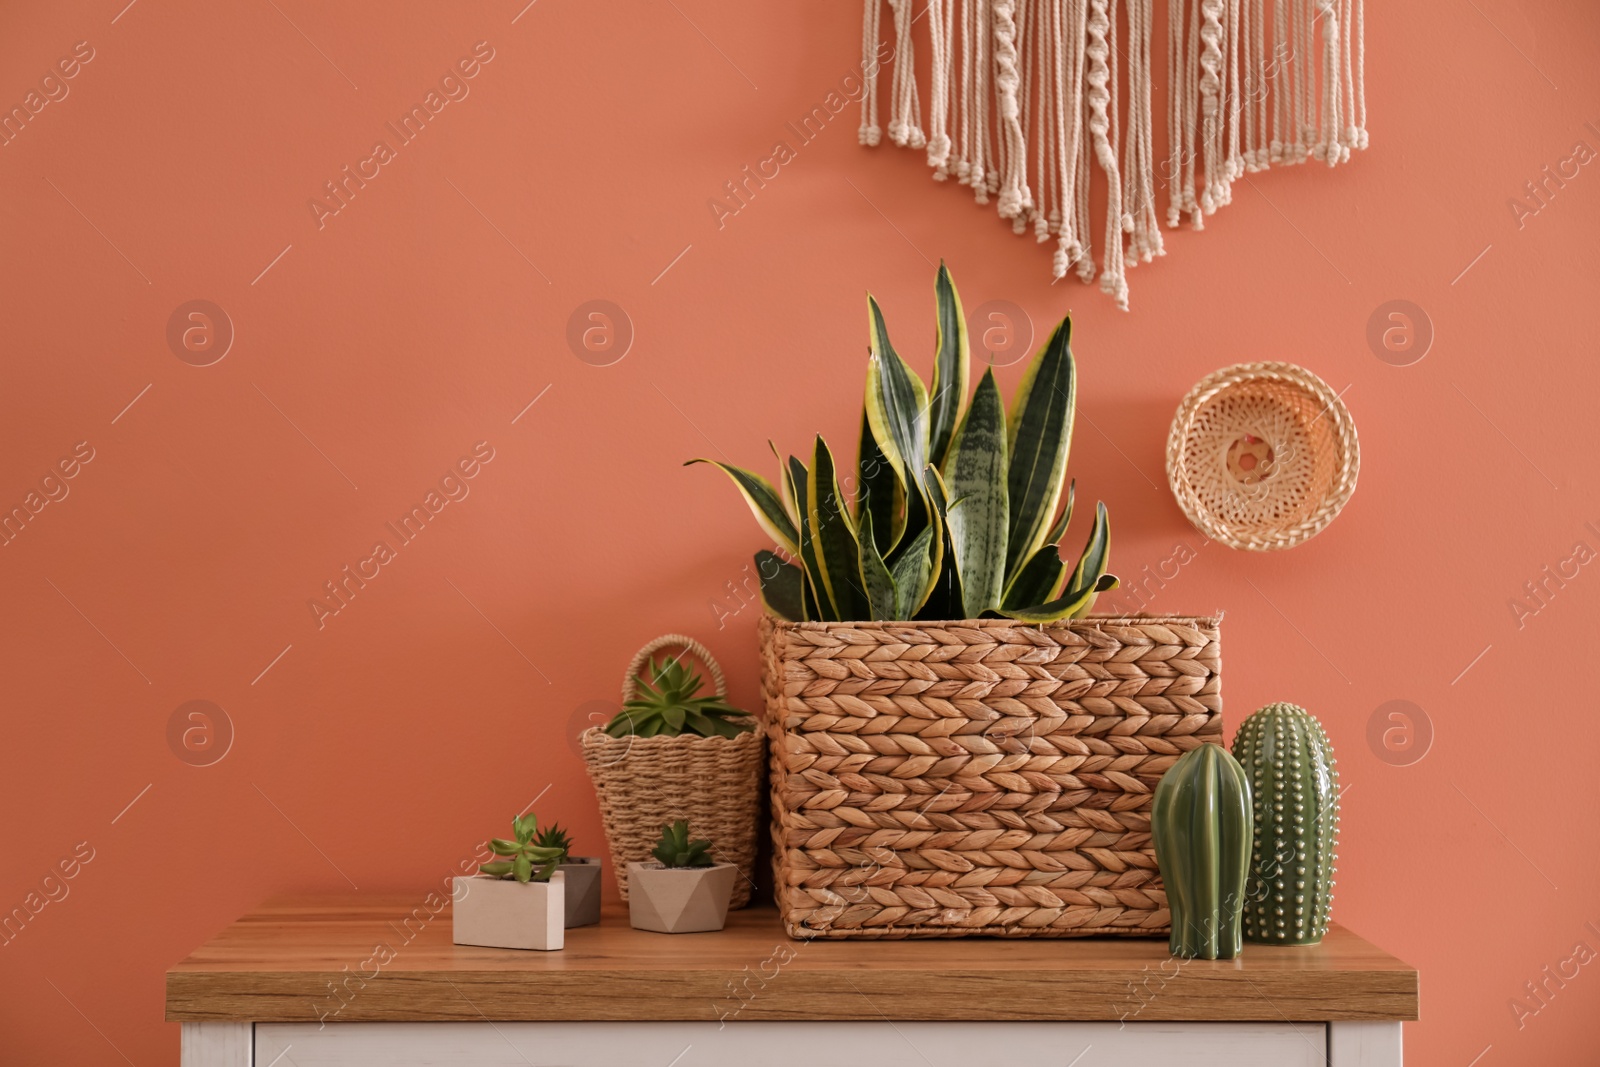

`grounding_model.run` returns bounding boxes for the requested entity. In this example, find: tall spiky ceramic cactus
[1151,743,1253,960]
[1231,702,1340,946]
